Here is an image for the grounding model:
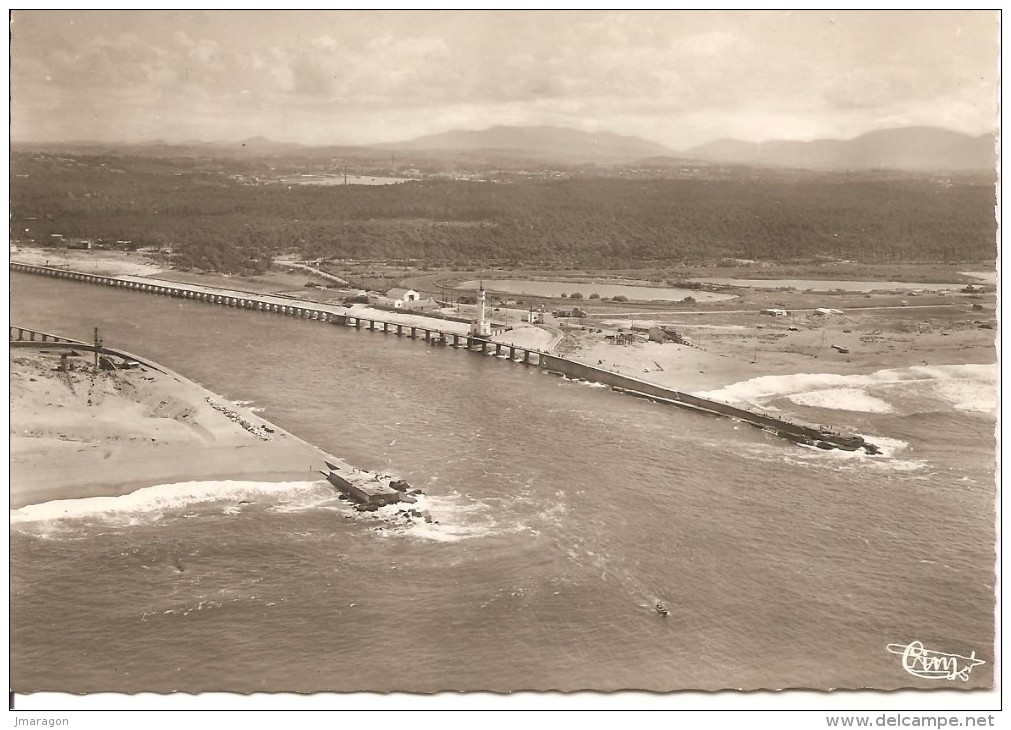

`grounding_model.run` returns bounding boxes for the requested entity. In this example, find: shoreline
[10,258,996,485]
[9,345,355,509]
